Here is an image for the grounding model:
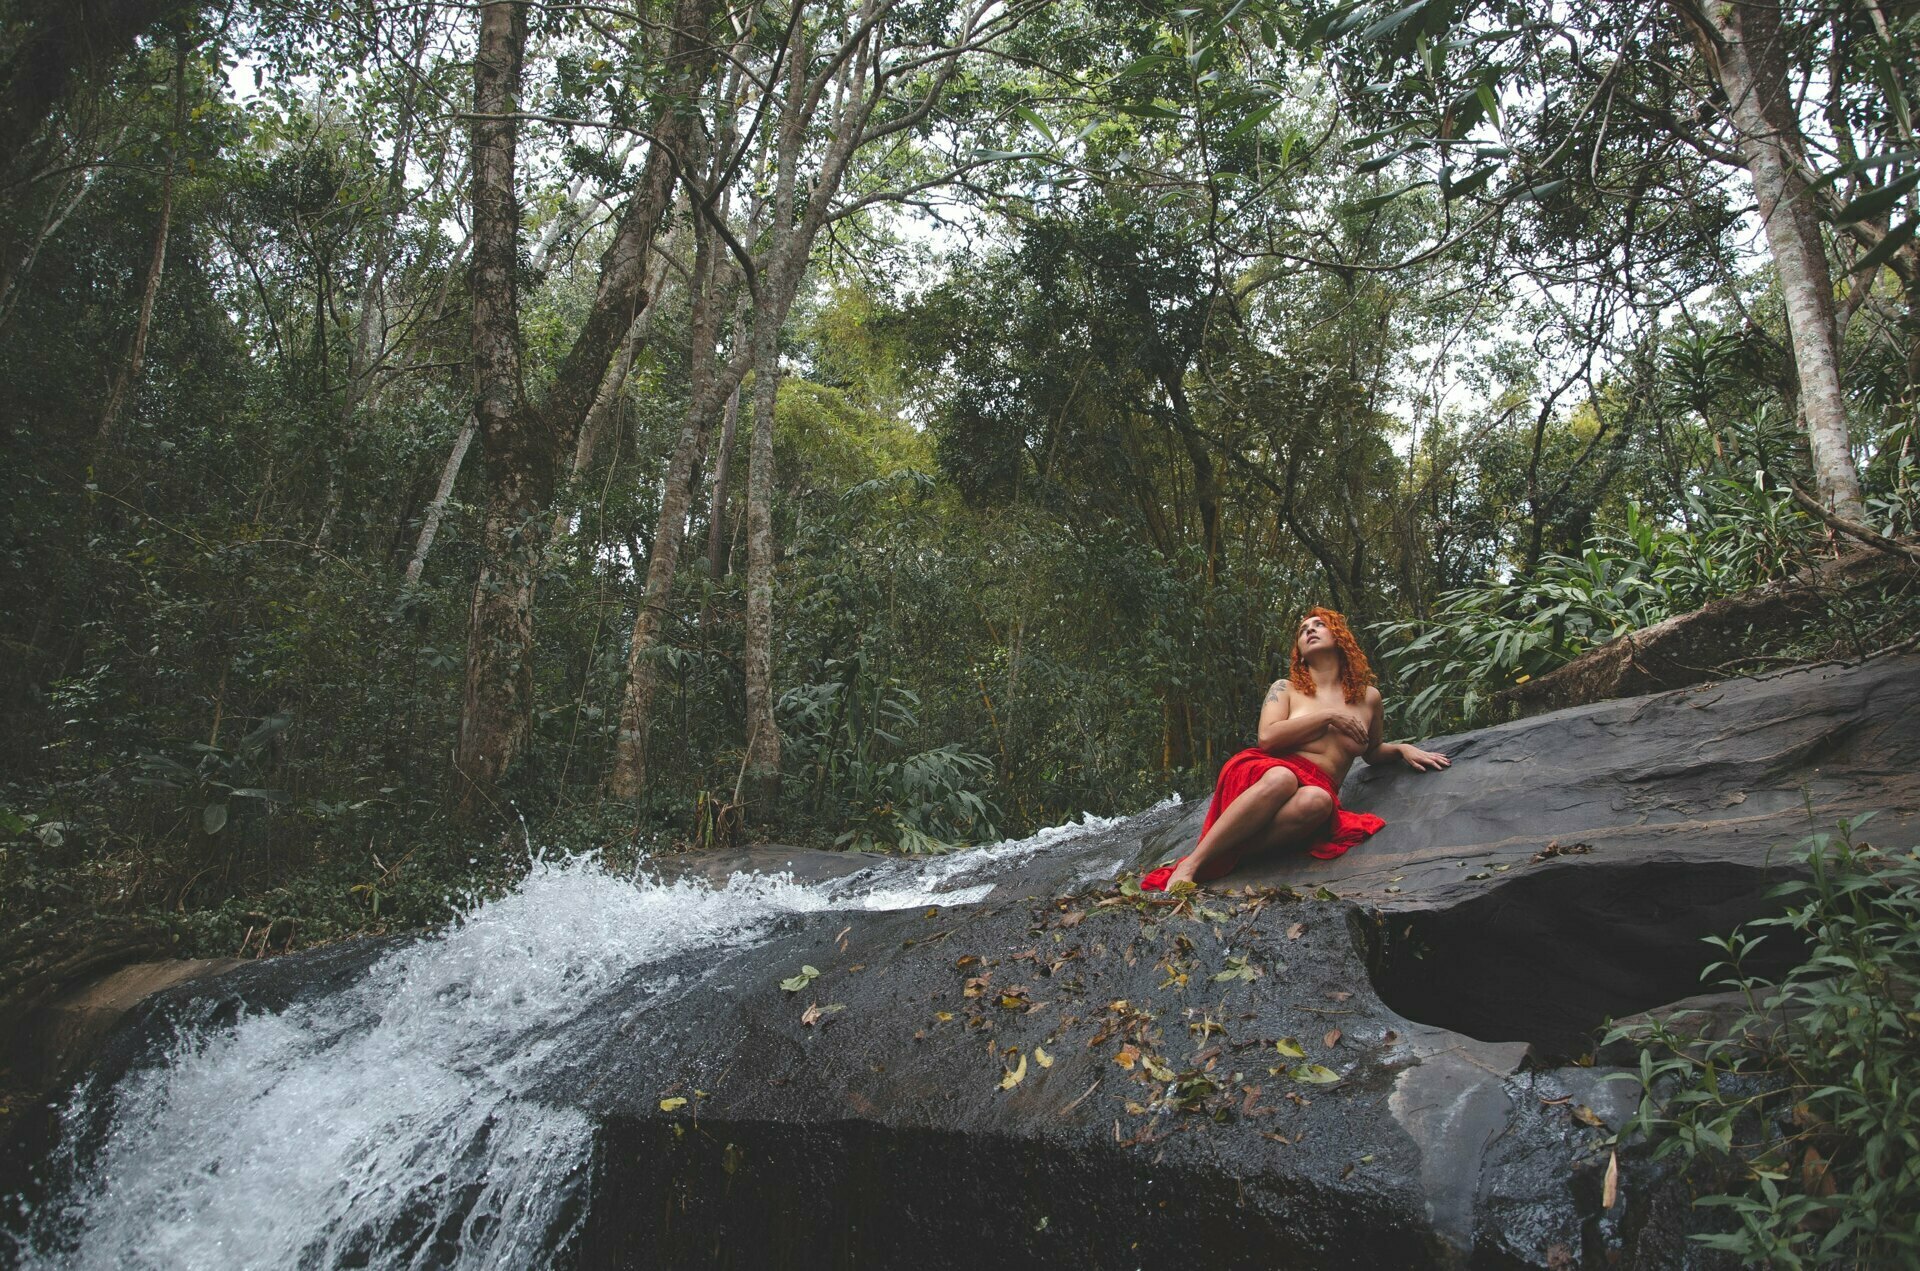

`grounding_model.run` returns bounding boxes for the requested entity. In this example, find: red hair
[1288,607,1374,704]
